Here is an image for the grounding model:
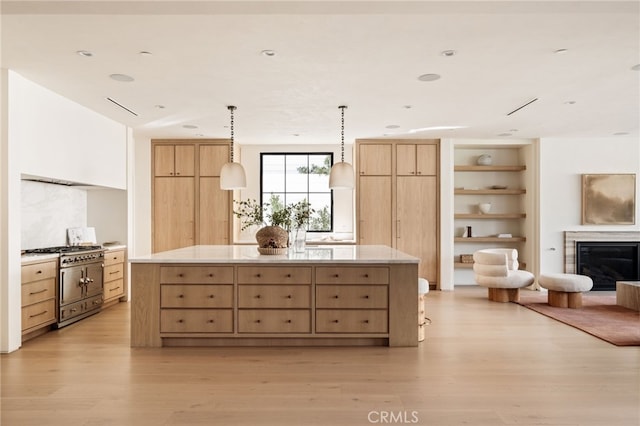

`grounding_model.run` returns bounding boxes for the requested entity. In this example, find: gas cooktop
[24,245,103,254]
